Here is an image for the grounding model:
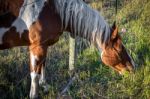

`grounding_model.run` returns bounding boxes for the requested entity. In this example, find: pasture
[0,0,150,98]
